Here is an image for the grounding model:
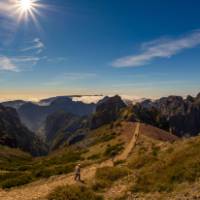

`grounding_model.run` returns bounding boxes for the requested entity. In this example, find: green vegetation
[0,146,32,171]
[0,147,83,188]
[129,138,200,193]
[104,143,124,157]
[92,166,129,191]
[88,125,118,146]
[99,132,117,142]
[0,173,33,189]
[87,153,101,160]
[96,166,129,182]
[48,185,103,200]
